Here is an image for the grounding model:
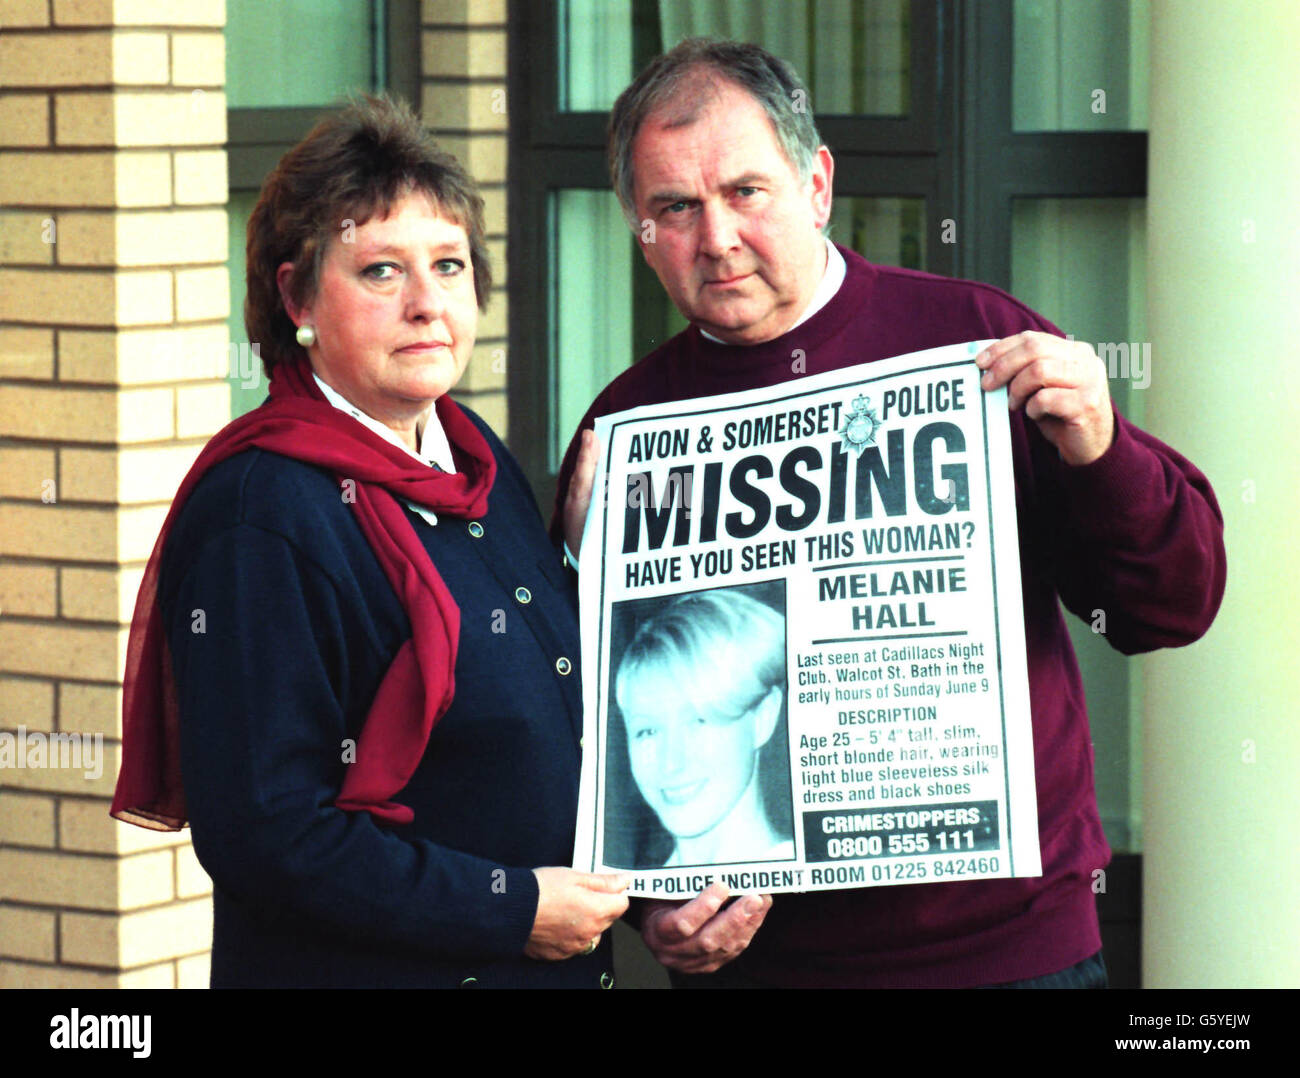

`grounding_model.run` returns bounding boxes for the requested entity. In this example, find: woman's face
[620,666,778,840]
[283,190,477,435]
